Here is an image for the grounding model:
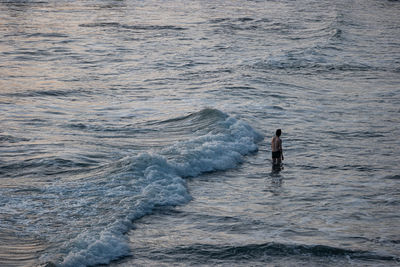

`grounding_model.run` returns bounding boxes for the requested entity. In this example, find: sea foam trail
[42,109,262,267]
